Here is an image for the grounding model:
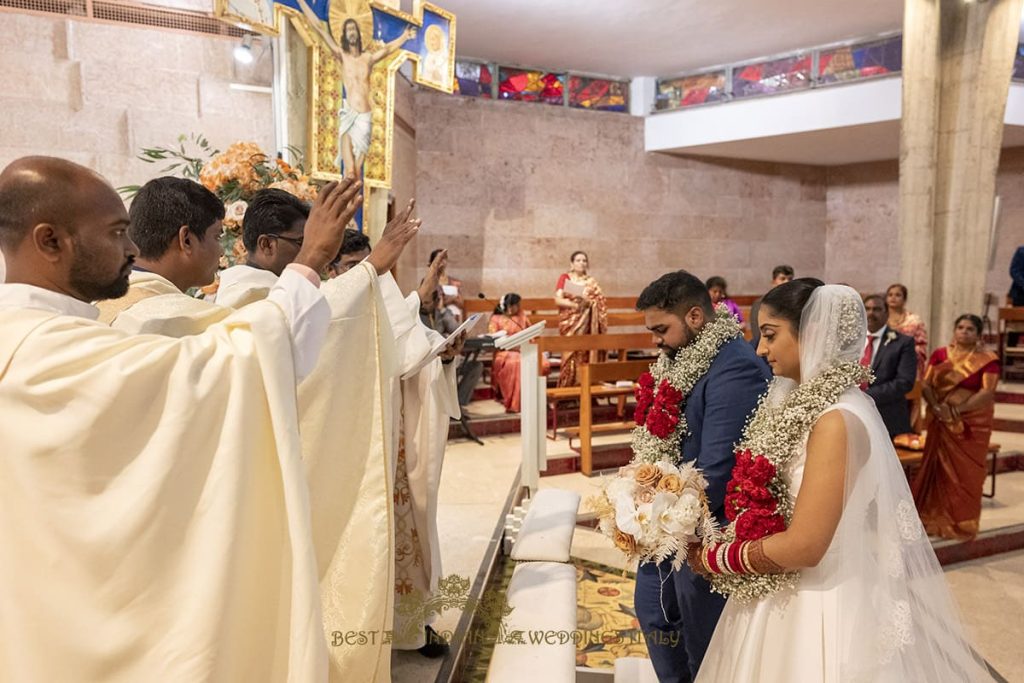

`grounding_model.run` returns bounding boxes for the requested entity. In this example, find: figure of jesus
[298,0,415,178]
